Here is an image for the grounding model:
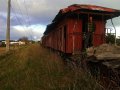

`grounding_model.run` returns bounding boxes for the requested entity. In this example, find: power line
[24,0,30,26]
[14,0,27,25]
[11,6,28,37]
[11,4,33,39]
[12,0,33,40]
[24,0,34,40]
